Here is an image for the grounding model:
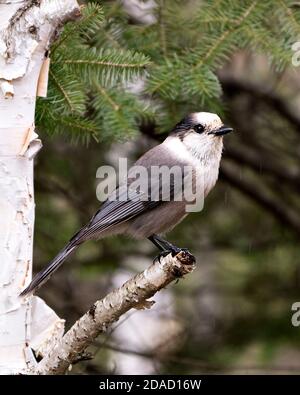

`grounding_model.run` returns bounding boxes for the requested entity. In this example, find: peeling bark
[0,0,80,374]
[35,252,196,375]
[1,0,196,376]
